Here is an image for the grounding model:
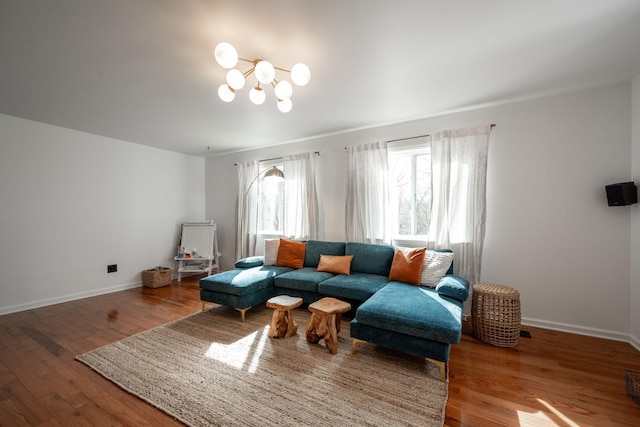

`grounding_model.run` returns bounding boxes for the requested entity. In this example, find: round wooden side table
[472,283,521,347]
